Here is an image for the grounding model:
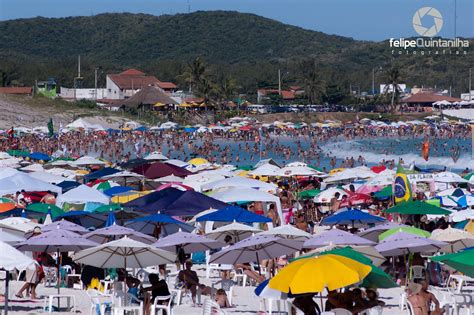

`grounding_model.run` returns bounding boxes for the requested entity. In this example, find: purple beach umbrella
[303,228,376,249]
[40,219,88,234]
[210,234,302,265]
[375,231,448,256]
[358,222,408,242]
[153,230,224,253]
[84,224,156,244]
